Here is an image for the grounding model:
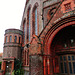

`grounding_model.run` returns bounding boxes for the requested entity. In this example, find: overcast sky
[0,0,26,53]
